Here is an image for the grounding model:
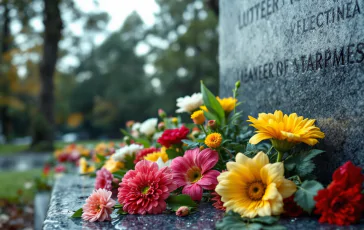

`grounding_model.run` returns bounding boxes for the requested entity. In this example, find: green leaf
[124,154,135,170]
[294,180,324,214]
[201,81,225,125]
[166,194,197,211]
[96,154,106,162]
[284,149,324,178]
[182,139,199,148]
[262,226,286,230]
[114,204,123,209]
[216,212,261,230]
[112,170,127,179]
[251,216,279,225]
[135,138,150,148]
[166,149,181,159]
[121,129,133,139]
[71,208,83,218]
[117,208,128,215]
